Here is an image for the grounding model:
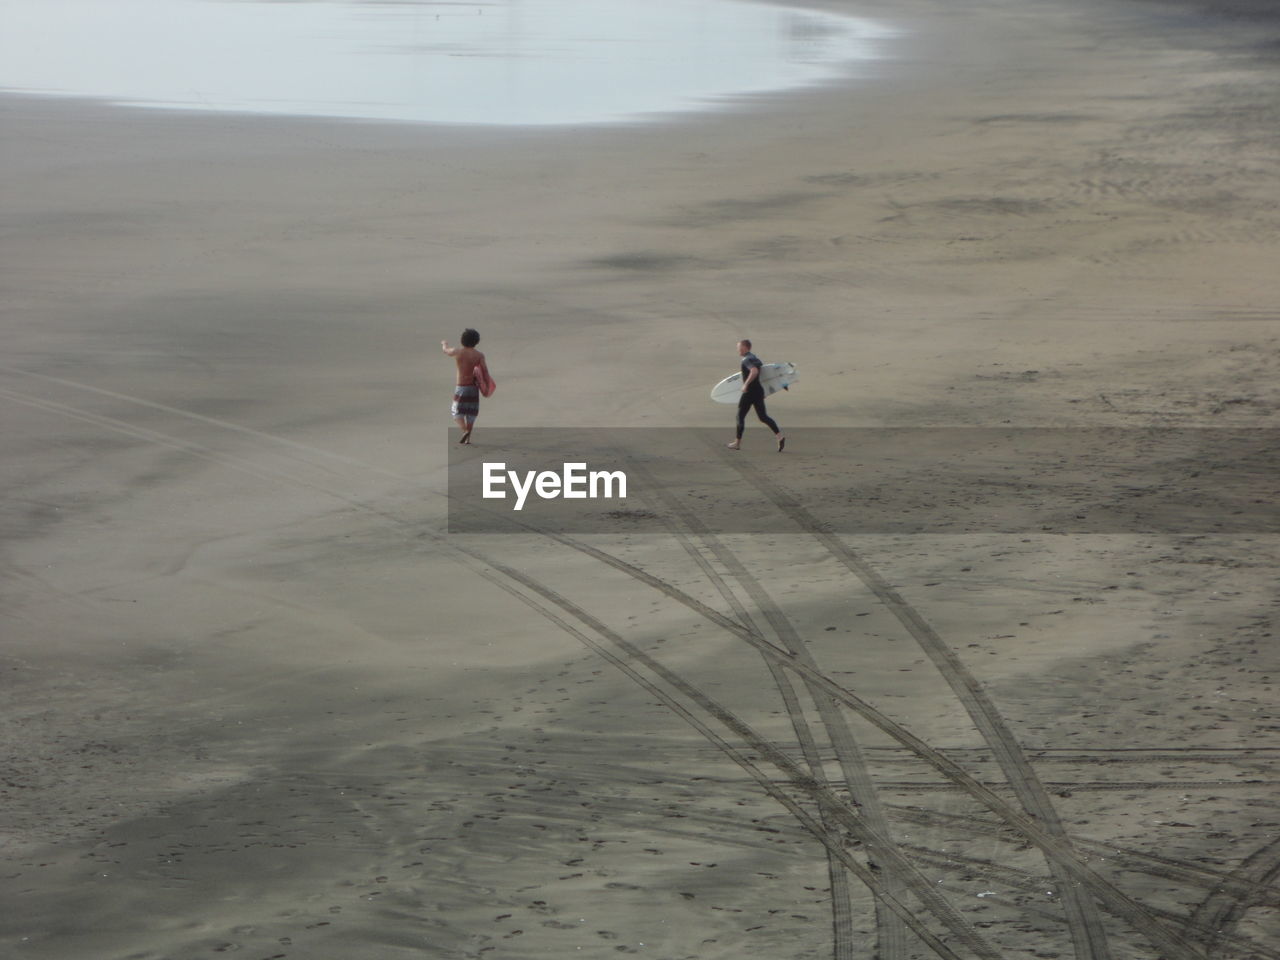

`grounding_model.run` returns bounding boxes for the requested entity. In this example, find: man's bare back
[442,342,485,384]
